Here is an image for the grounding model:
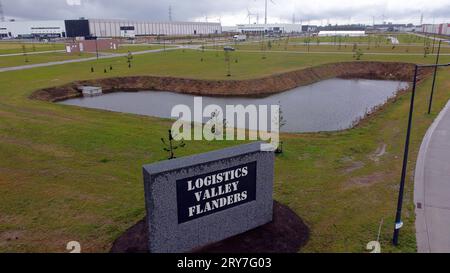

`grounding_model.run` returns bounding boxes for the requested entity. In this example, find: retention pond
[60,78,409,133]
